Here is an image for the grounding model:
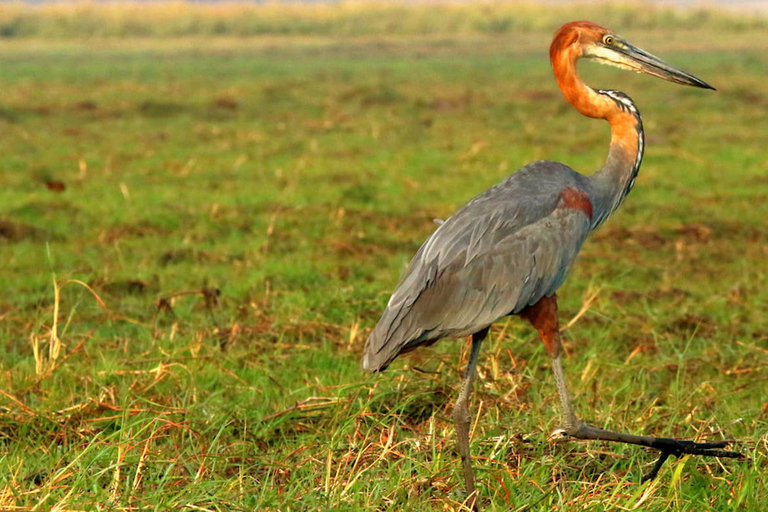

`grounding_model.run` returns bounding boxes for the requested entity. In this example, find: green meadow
[0,3,767,510]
